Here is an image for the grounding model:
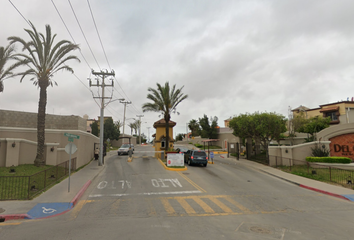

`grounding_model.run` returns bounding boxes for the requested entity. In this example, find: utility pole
[136,115,144,145]
[120,100,132,143]
[147,127,151,143]
[89,69,114,166]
